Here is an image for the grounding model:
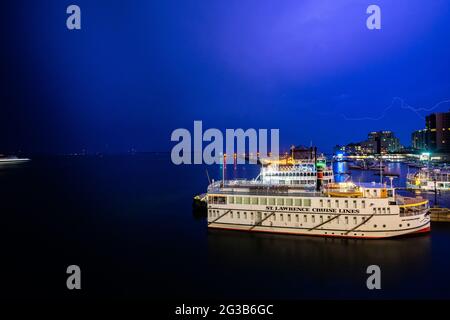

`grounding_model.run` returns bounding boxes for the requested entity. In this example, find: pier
[430,207,450,222]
